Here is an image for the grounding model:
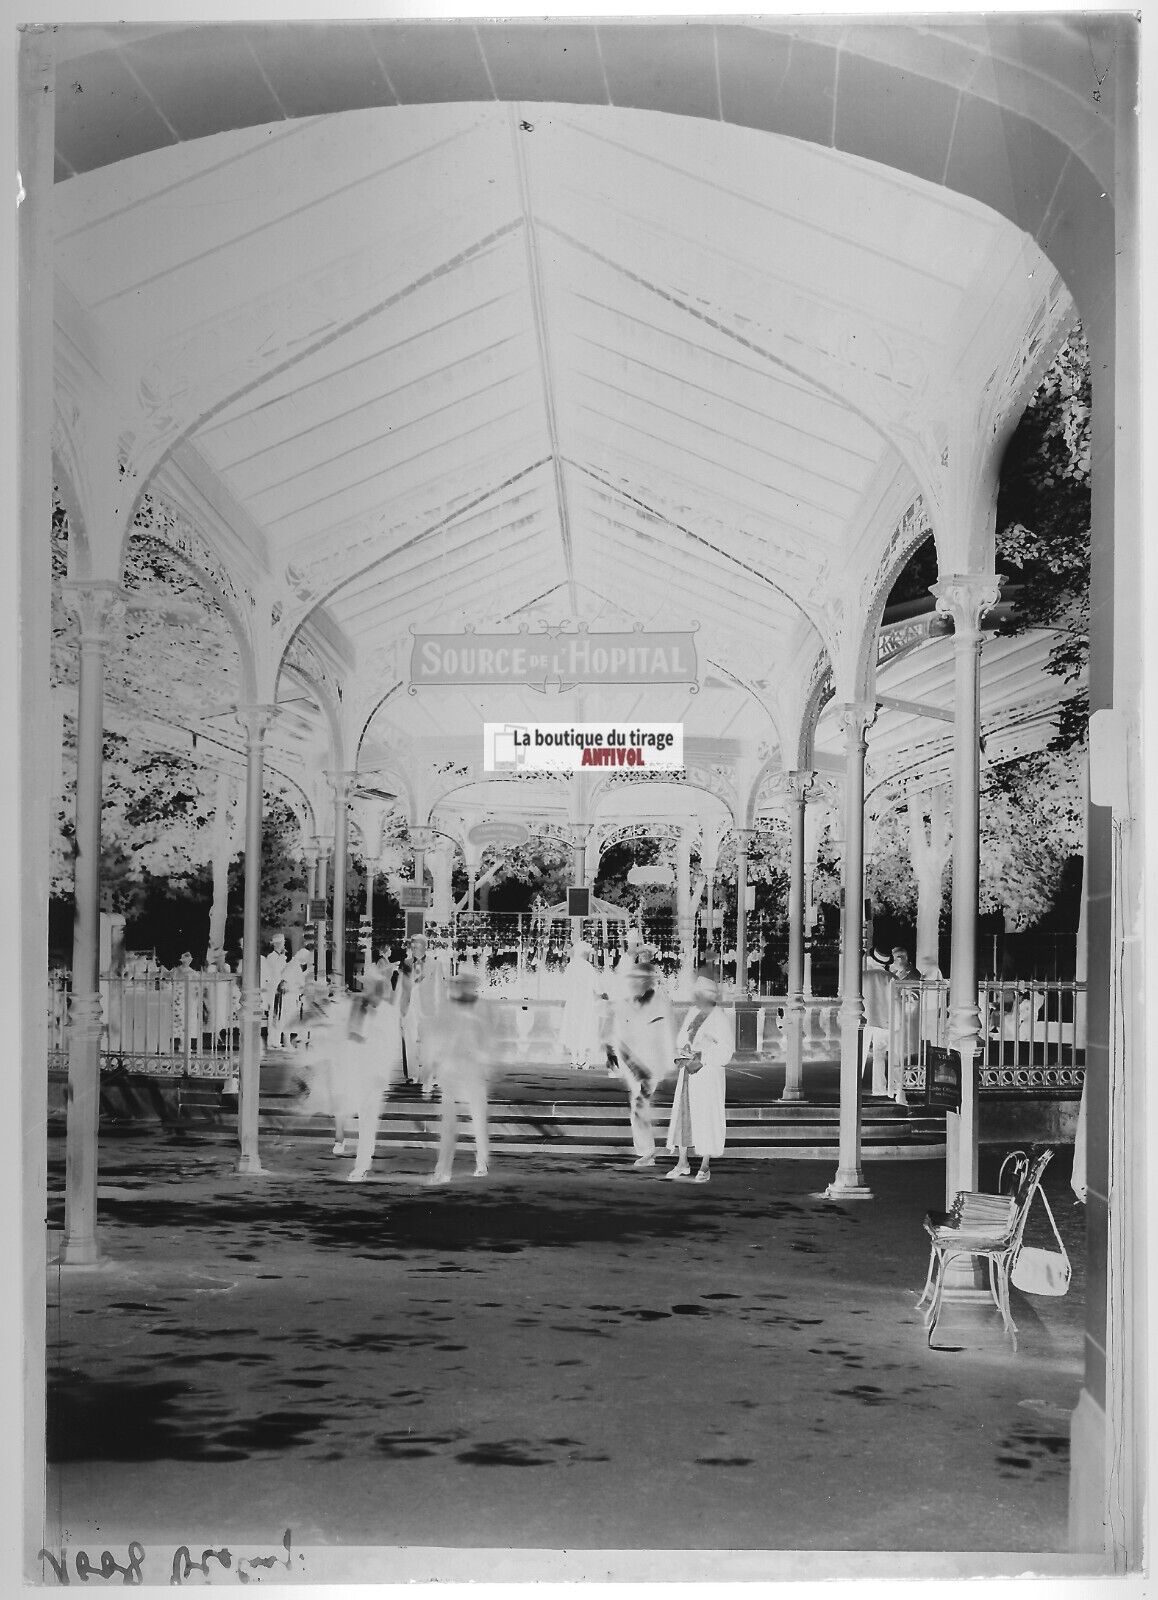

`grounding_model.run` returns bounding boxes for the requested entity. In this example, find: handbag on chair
[1011,1181,1072,1296]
